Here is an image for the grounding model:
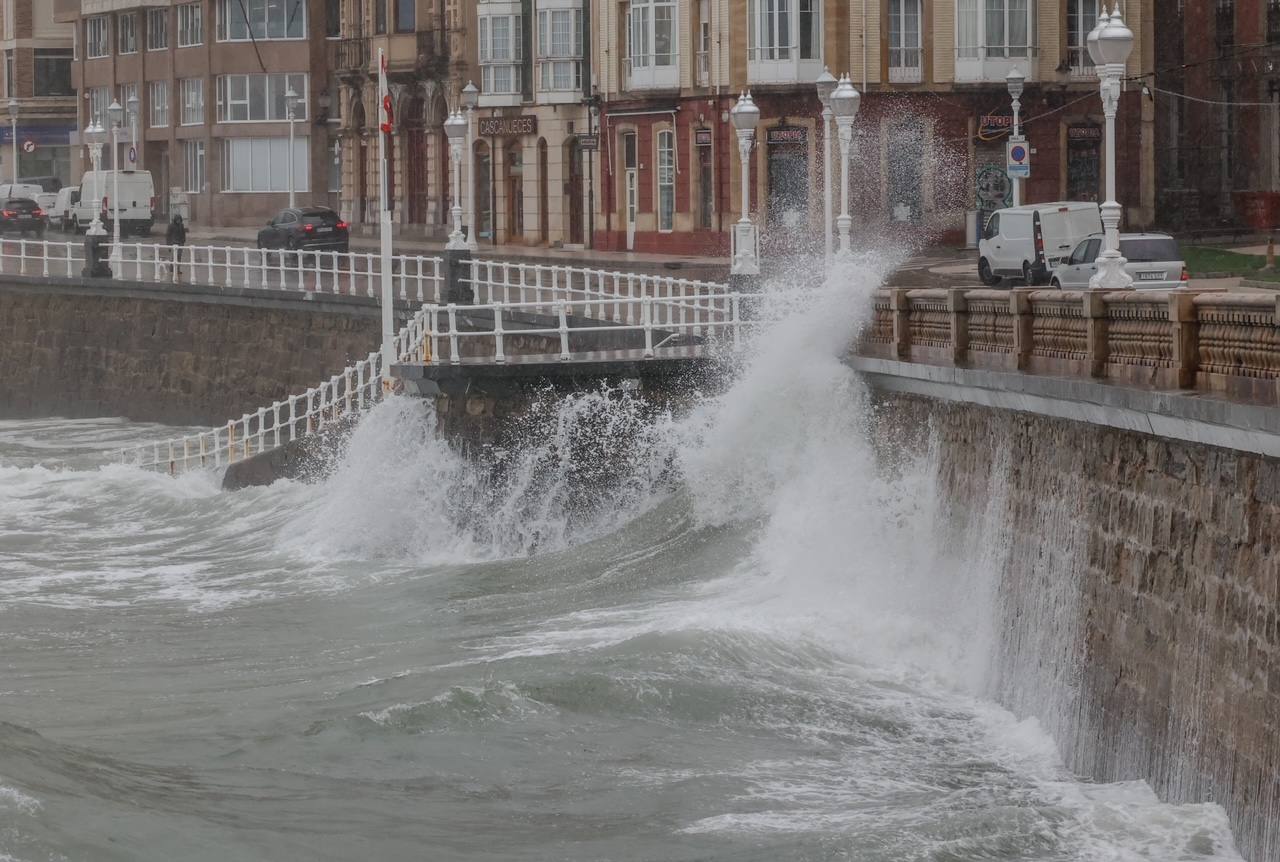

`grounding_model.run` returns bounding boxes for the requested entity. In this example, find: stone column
[1172,291,1200,389]
[1083,291,1108,378]
[891,288,911,360]
[949,288,969,366]
[1011,289,1033,371]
